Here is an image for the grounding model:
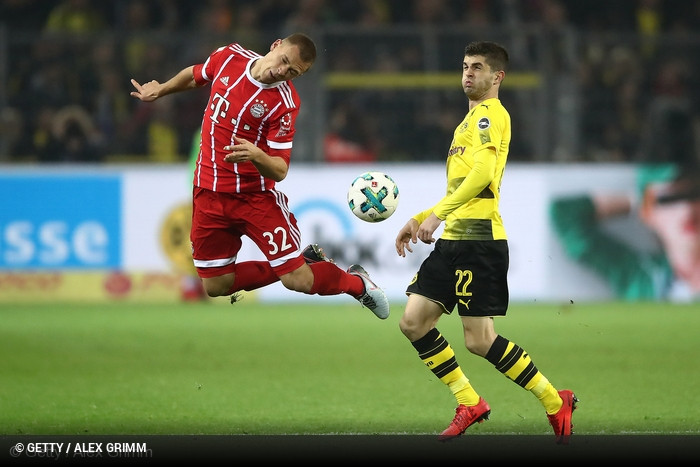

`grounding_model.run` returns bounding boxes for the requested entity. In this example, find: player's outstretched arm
[130,66,199,102]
